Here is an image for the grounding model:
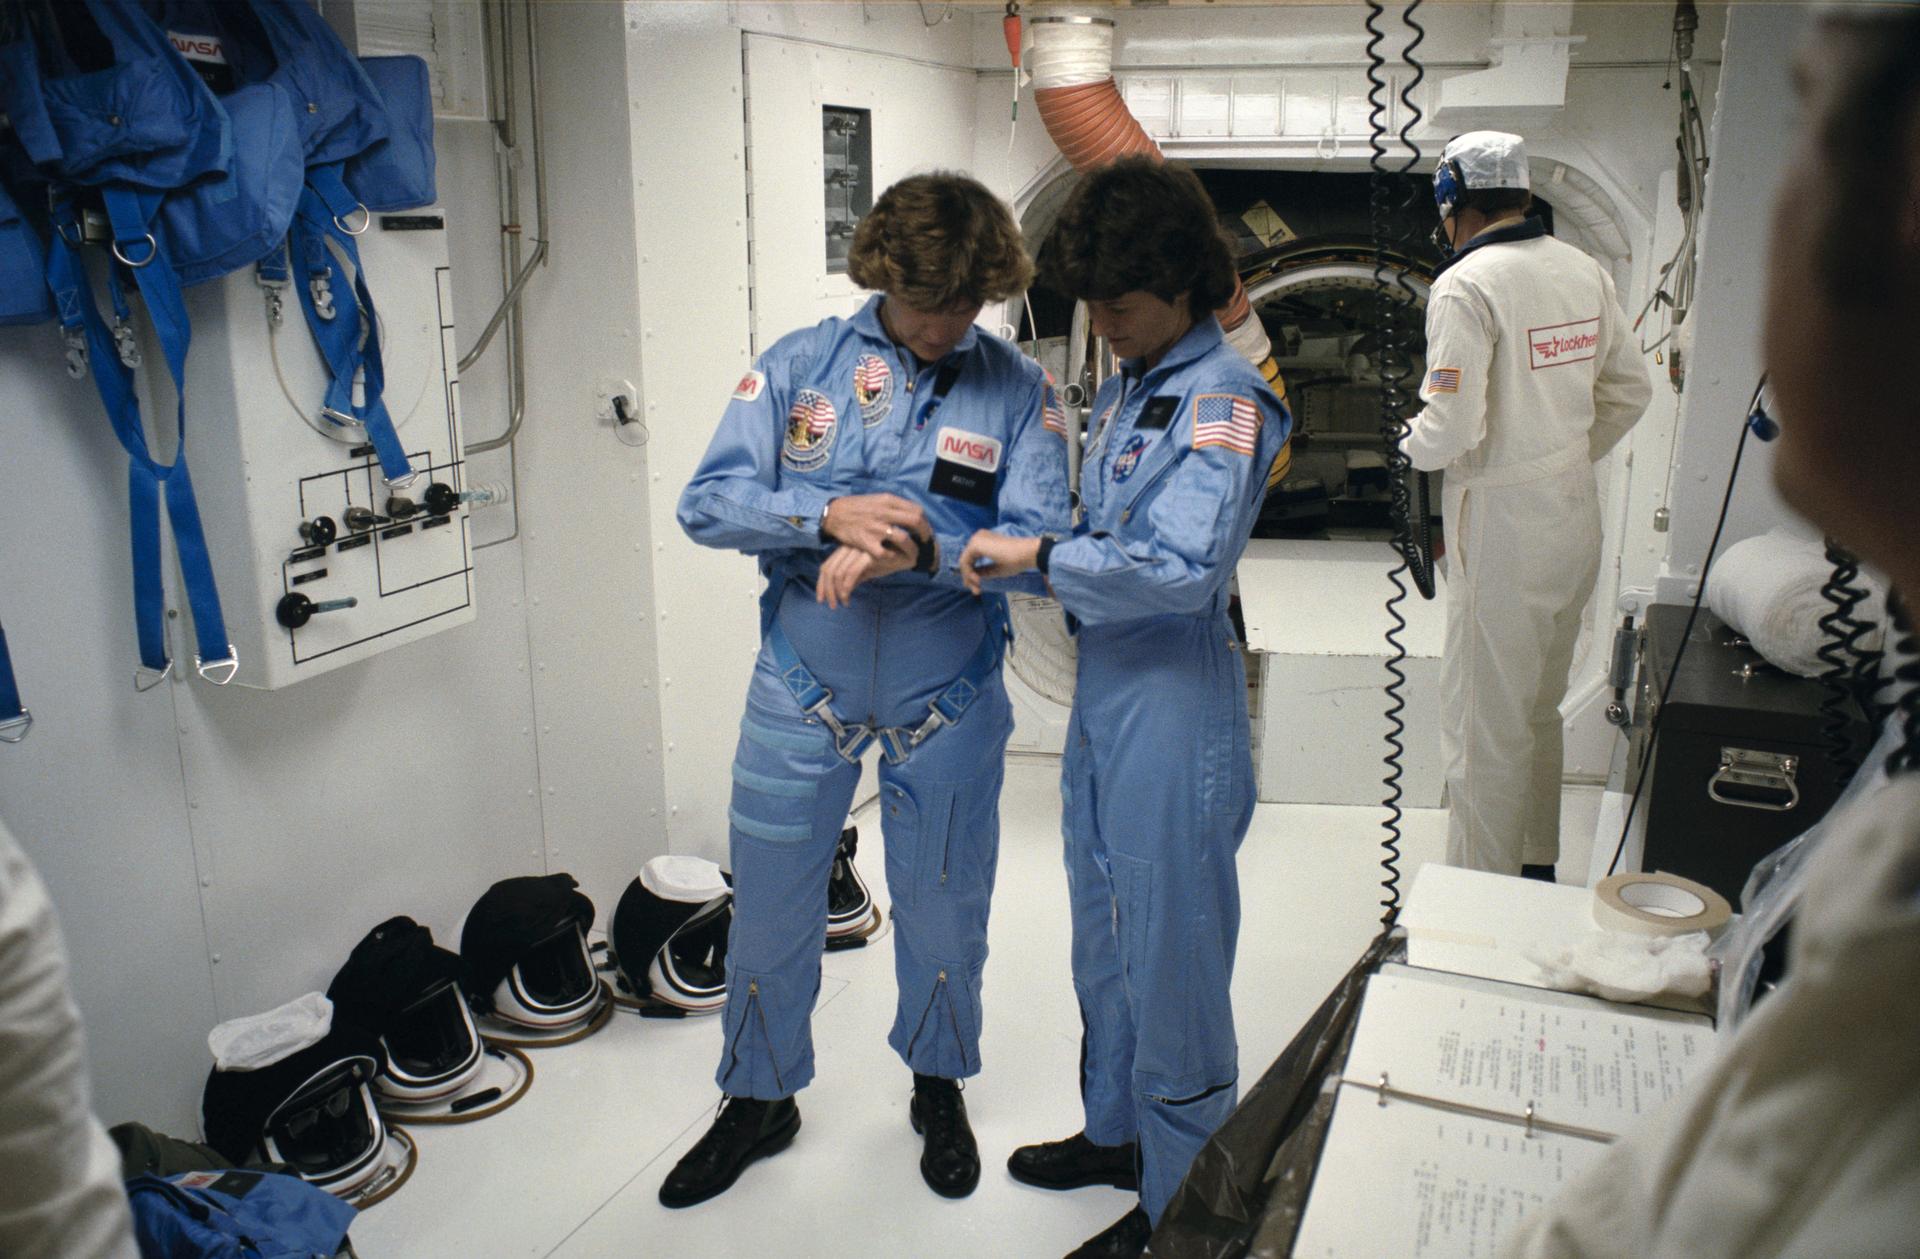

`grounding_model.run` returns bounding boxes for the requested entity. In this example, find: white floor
[352,764,1599,1258]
